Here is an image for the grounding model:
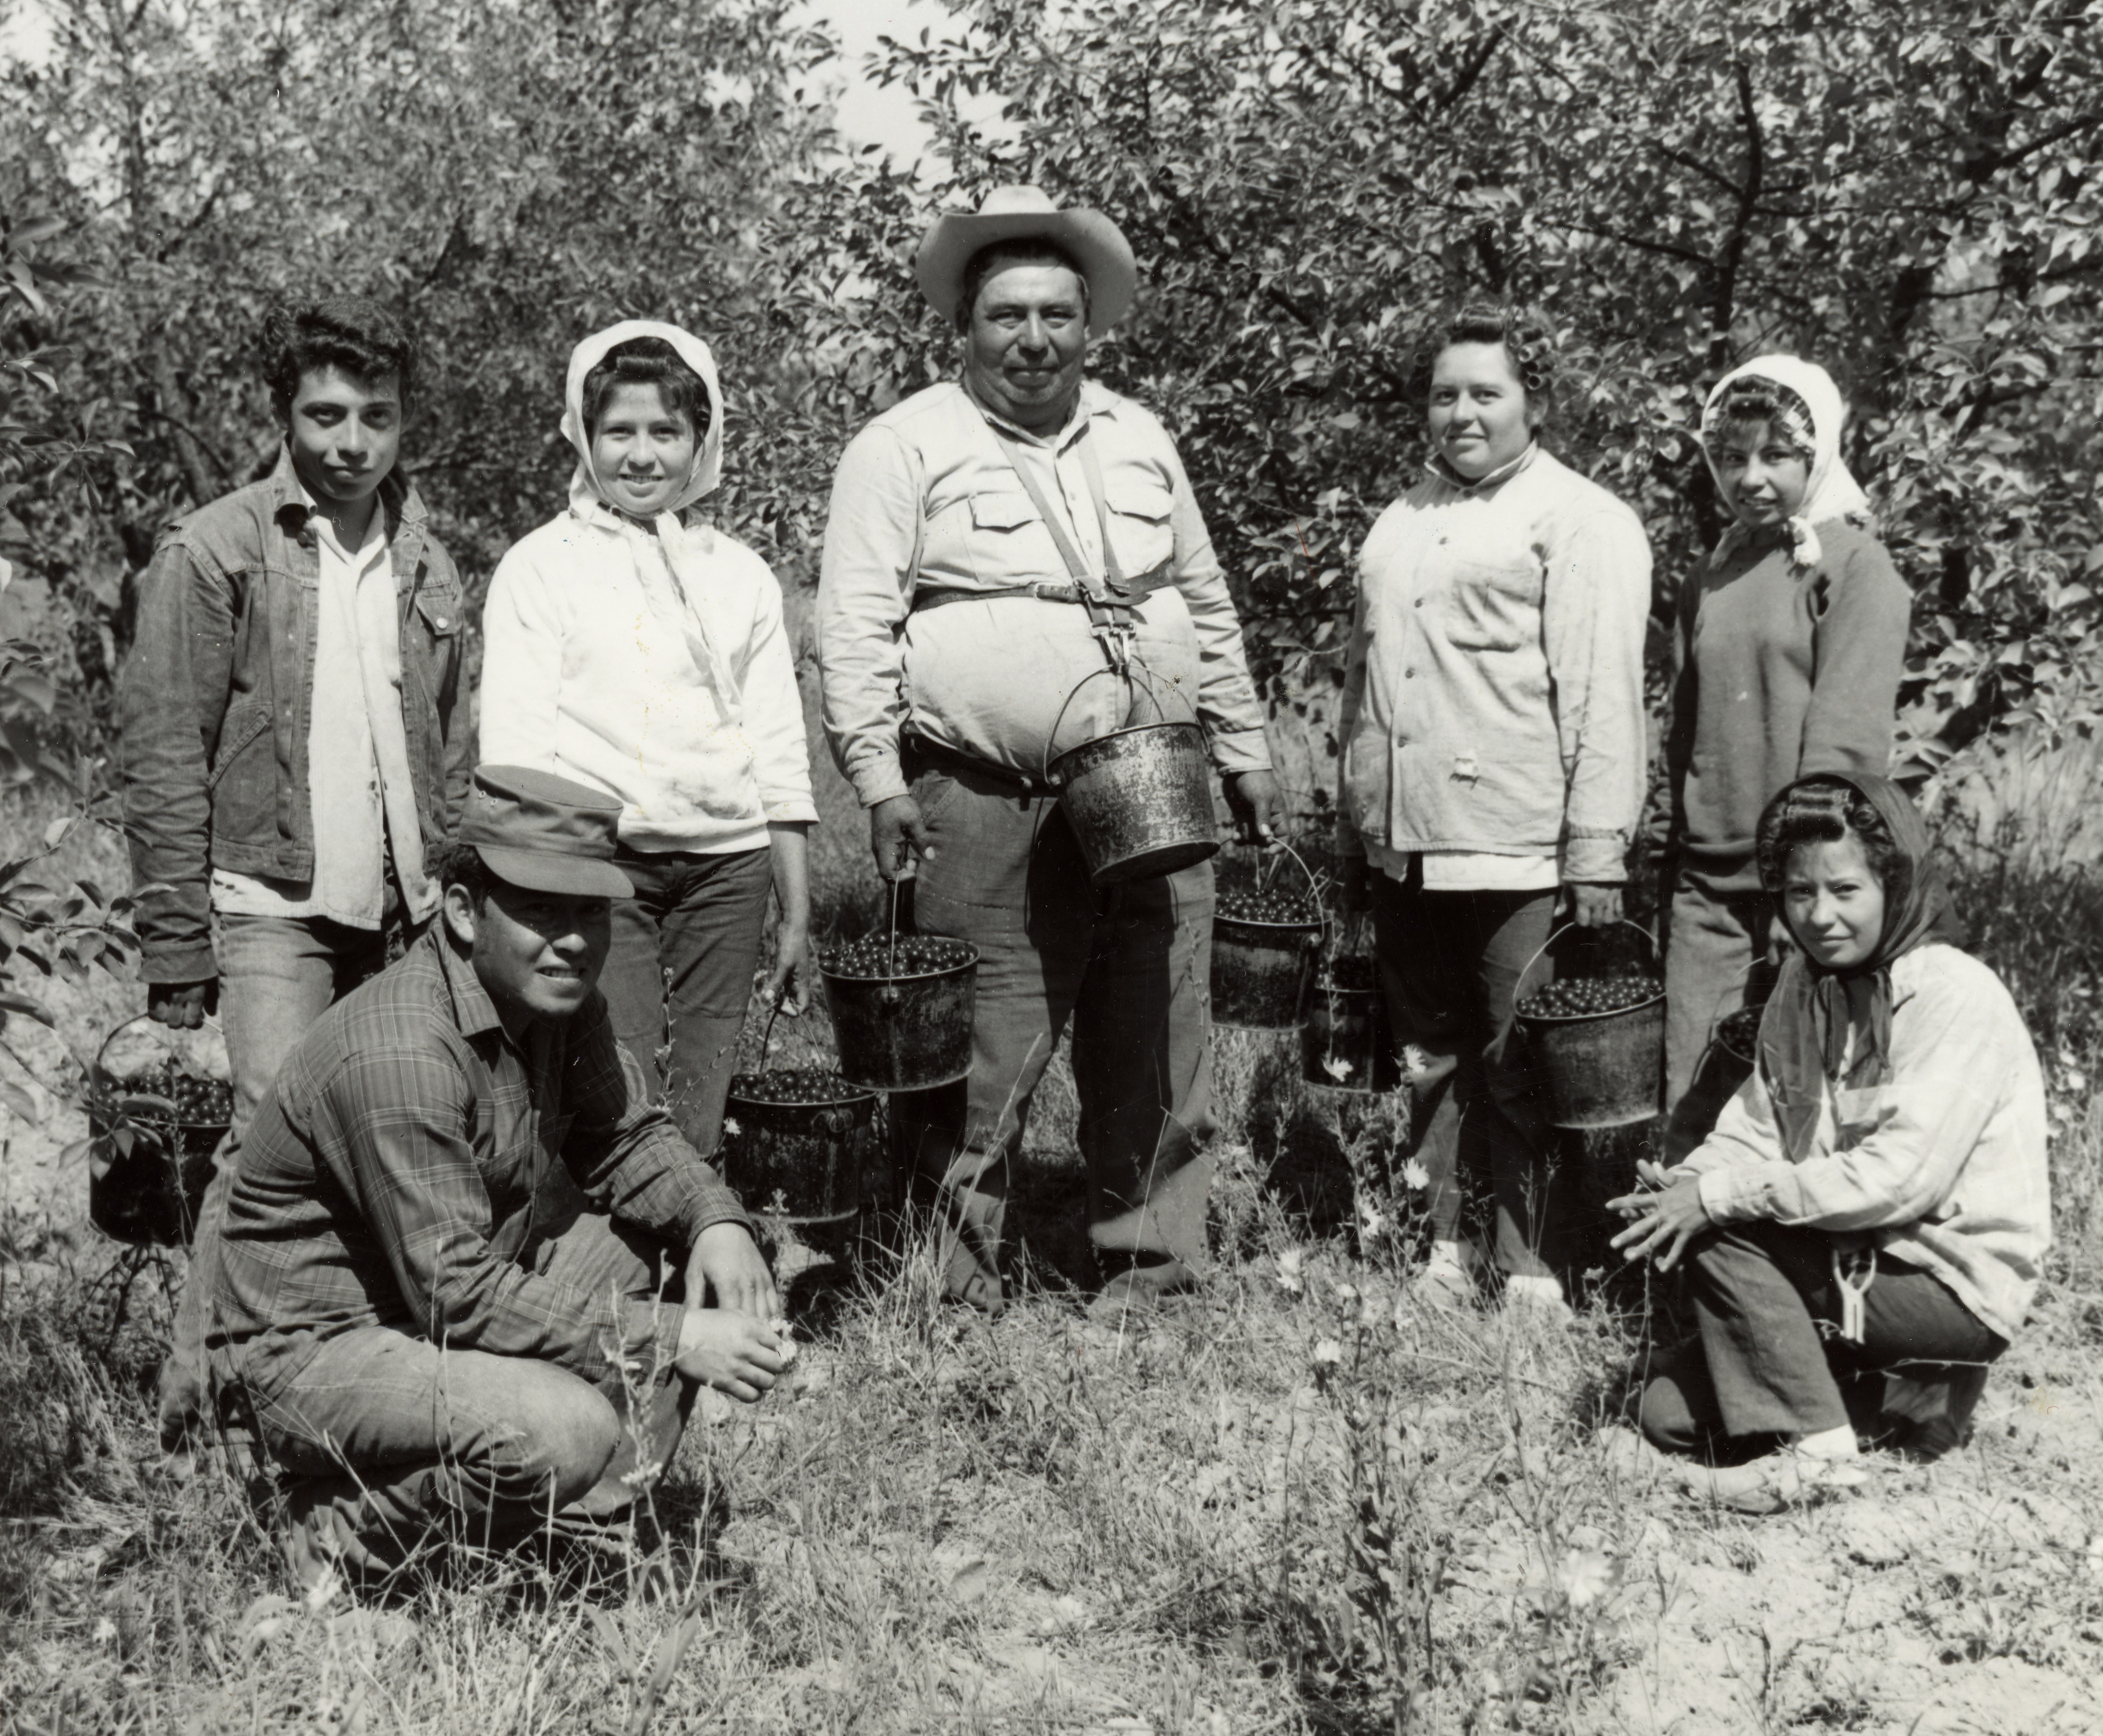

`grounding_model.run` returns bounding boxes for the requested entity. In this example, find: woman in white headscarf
[480,321,817,1157]
[1661,354,1911,1157]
